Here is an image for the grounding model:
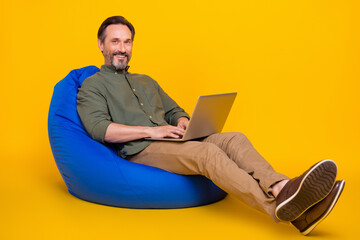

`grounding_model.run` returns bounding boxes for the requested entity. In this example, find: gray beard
[103,48,130,70]
[111,59,128,70]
